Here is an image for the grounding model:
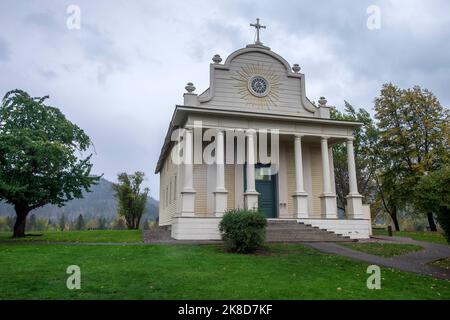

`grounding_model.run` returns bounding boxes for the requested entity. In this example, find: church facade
[155,21,372,240]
